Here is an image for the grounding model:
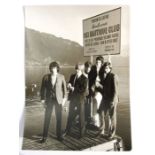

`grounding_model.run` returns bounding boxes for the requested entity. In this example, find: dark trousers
[66,97,85,136]
[99,104,117,136]
[85,96,91,124]
[42,99,62,139]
